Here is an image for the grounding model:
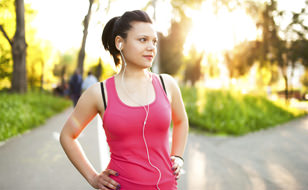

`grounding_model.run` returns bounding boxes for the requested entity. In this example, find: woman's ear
[115,36,123,51]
